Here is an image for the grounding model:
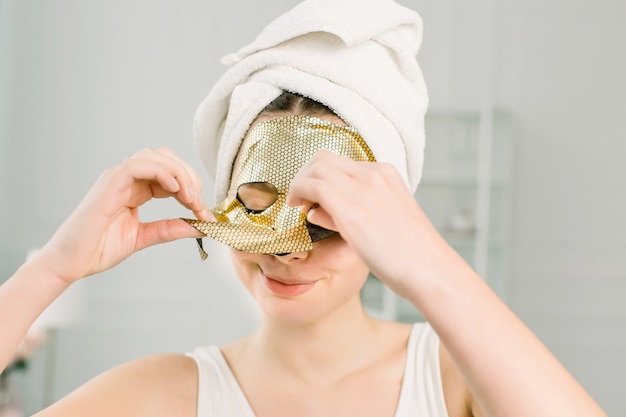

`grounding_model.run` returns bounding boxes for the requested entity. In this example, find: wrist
[398,235,481,311]
[17,253,74,296]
